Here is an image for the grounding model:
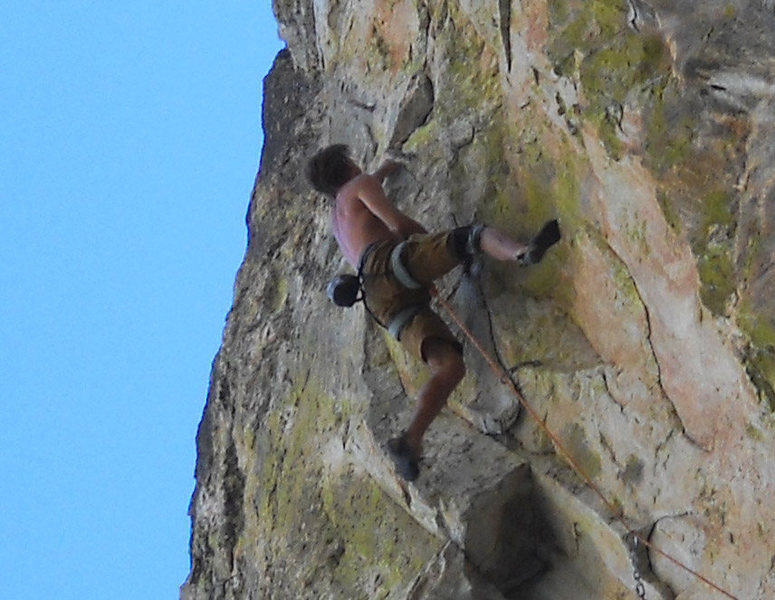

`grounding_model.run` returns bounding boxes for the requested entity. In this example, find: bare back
[332,173,423,266]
